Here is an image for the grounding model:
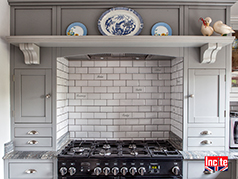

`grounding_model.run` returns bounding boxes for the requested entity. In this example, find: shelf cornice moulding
[6,35,234,64]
